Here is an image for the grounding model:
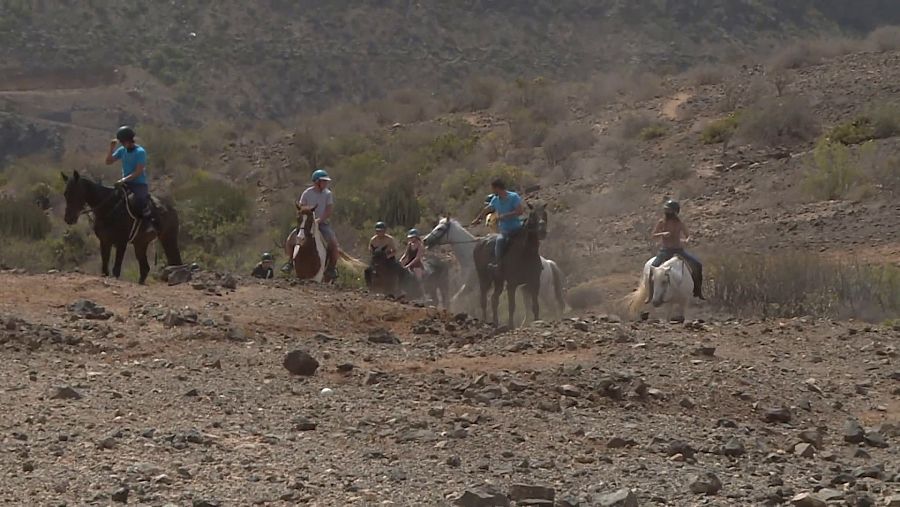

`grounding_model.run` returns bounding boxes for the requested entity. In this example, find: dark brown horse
[366,246,402,296]
[61,170,182,284]
[473,202,547,327]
